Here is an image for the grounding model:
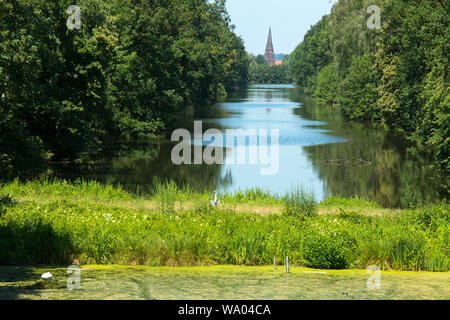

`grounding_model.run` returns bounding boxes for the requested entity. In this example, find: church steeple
[265,27,275,66]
